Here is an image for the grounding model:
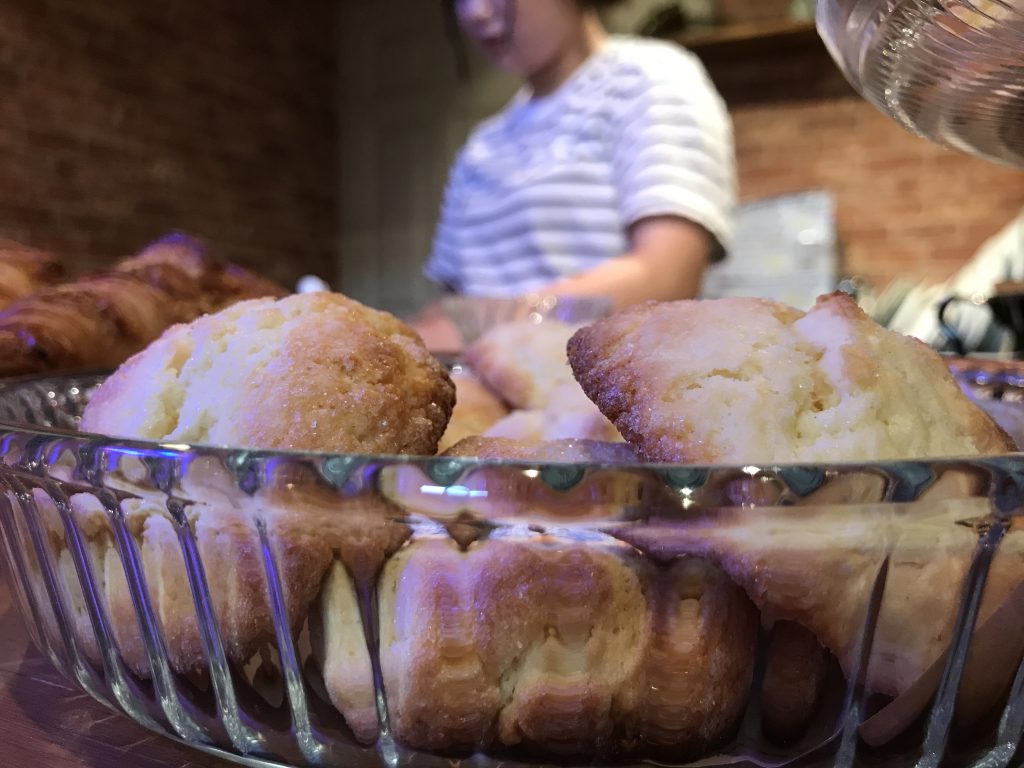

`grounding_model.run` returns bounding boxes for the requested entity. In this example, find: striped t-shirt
[425,36,736,296]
